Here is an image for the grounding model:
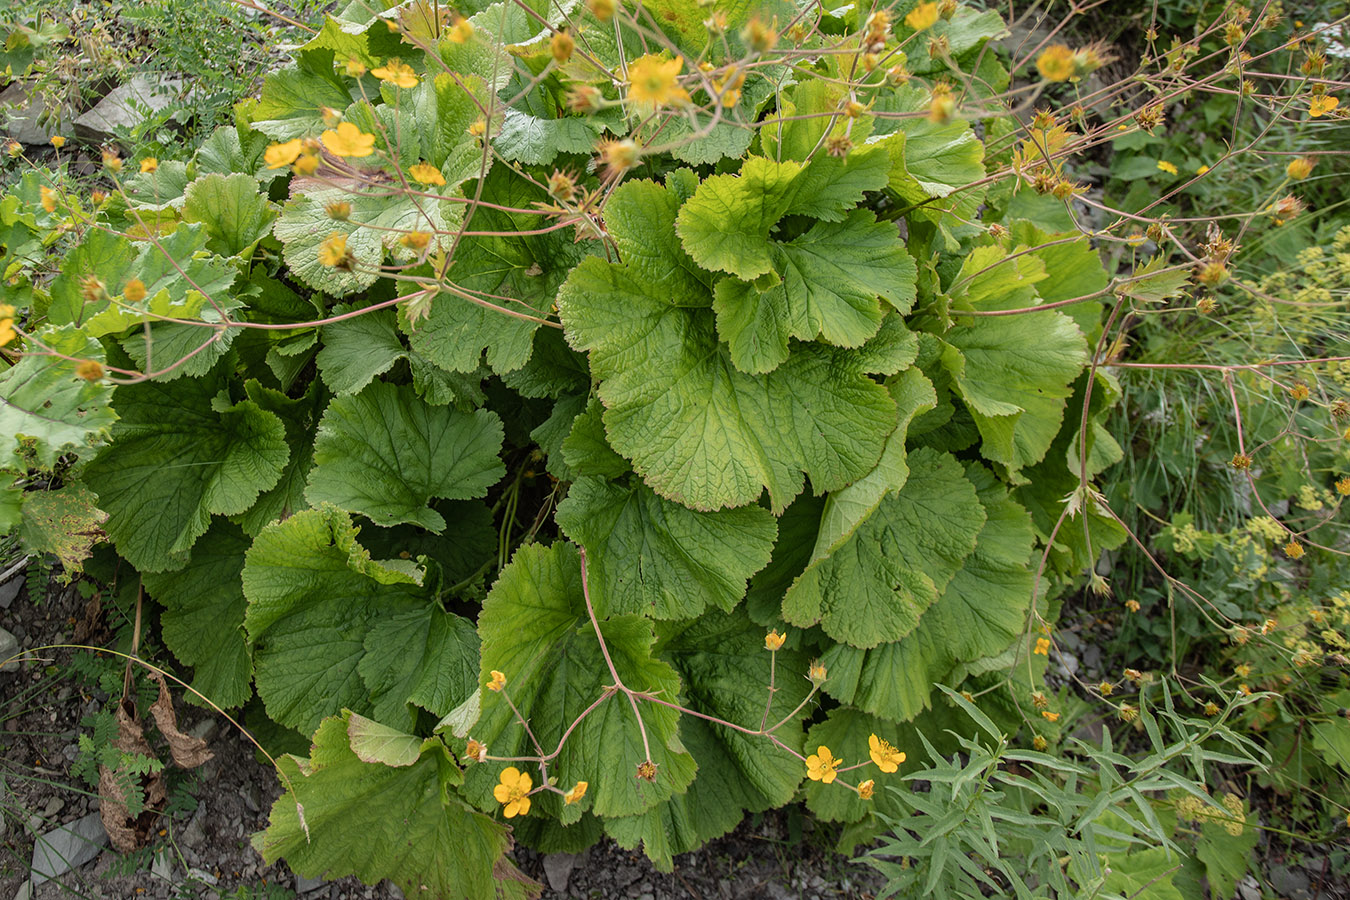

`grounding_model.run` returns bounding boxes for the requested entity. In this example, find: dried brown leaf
[148,671,214,768]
